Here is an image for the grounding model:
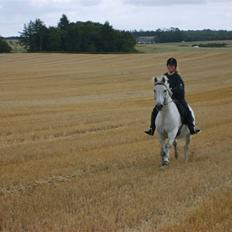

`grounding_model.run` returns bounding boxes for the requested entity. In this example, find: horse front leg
[157,134,166,167]
[162,130,178,166]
